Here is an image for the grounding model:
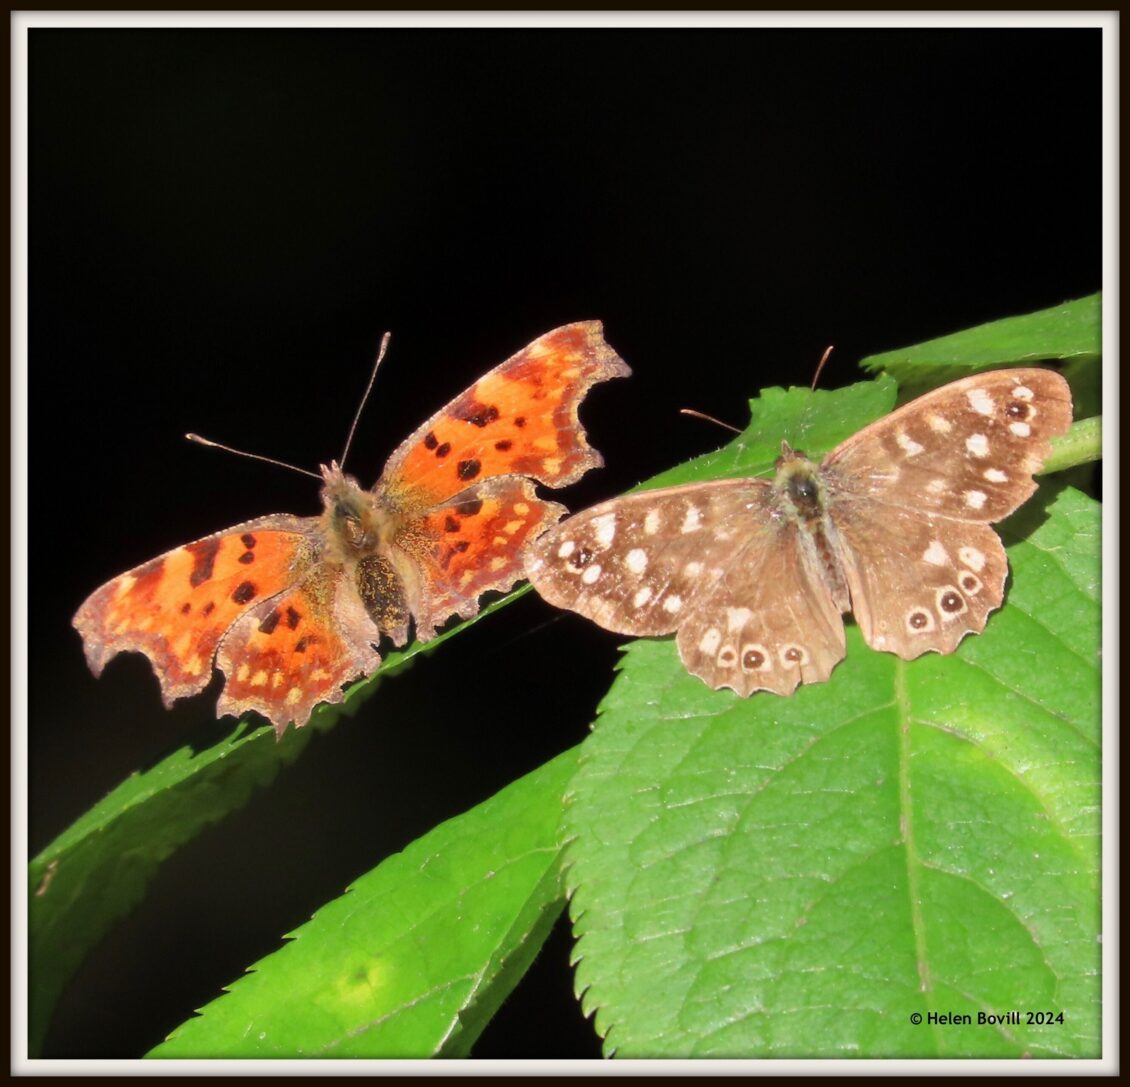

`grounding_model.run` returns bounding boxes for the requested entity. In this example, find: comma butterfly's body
[74,321,630,735]
[526,368,1072,696]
